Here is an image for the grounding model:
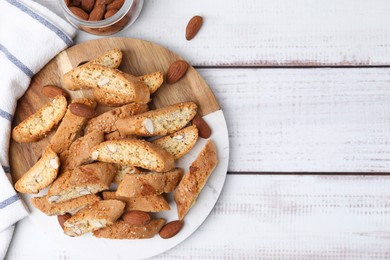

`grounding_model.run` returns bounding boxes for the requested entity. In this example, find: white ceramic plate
[22,110,229,259]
